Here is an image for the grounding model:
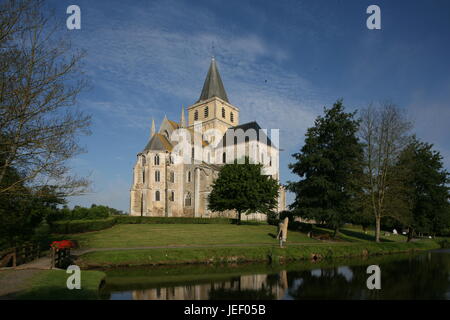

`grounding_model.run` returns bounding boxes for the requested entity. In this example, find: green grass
[336,226,408,242]
[76,240,440,268]
[69,224,318,248]
[14,269,105,300]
